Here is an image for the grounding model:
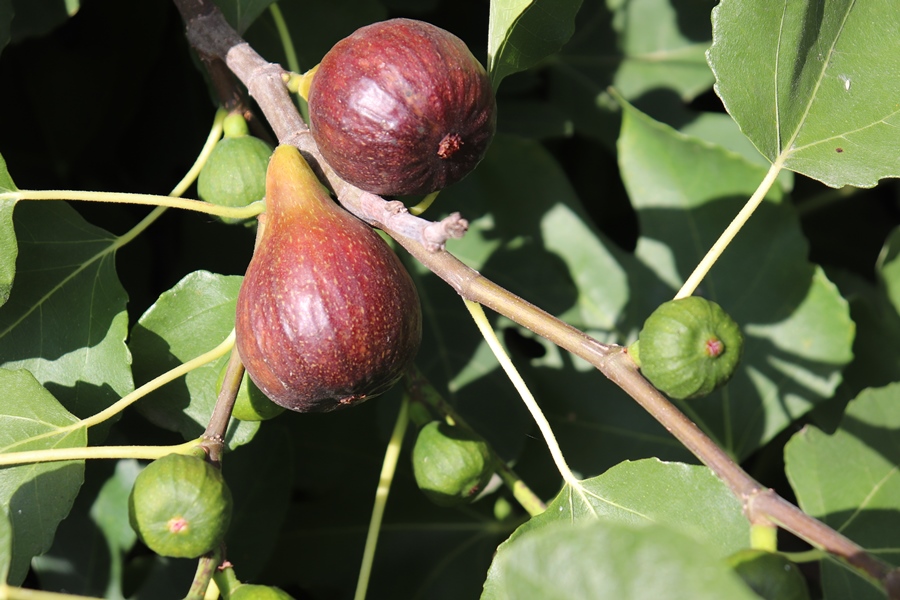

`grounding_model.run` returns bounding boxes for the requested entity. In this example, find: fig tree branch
[171,1,899,594]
